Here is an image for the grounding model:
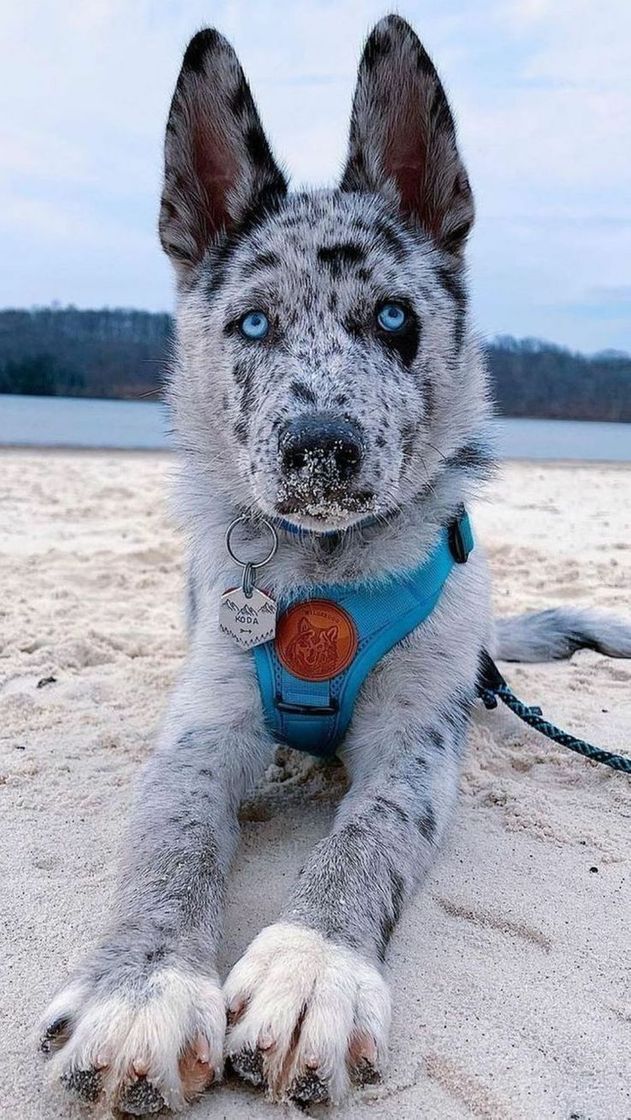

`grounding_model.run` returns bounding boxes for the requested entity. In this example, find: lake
[0,394,629,461]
